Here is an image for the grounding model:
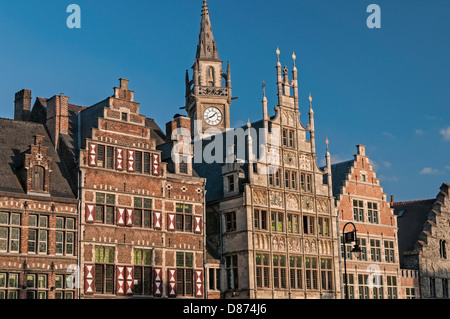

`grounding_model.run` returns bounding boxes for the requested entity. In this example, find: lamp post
[342,222,361,299]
